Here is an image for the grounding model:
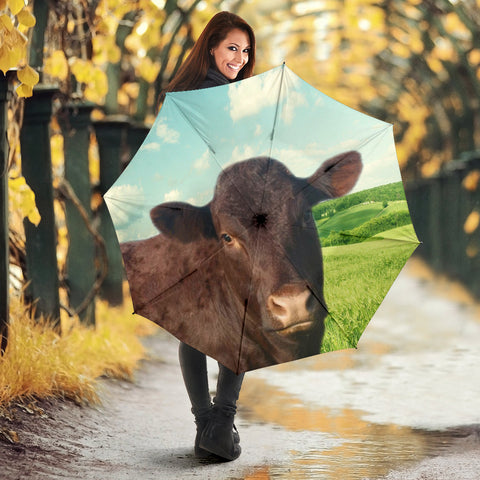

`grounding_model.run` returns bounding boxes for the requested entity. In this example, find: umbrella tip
[252,213,268,228]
